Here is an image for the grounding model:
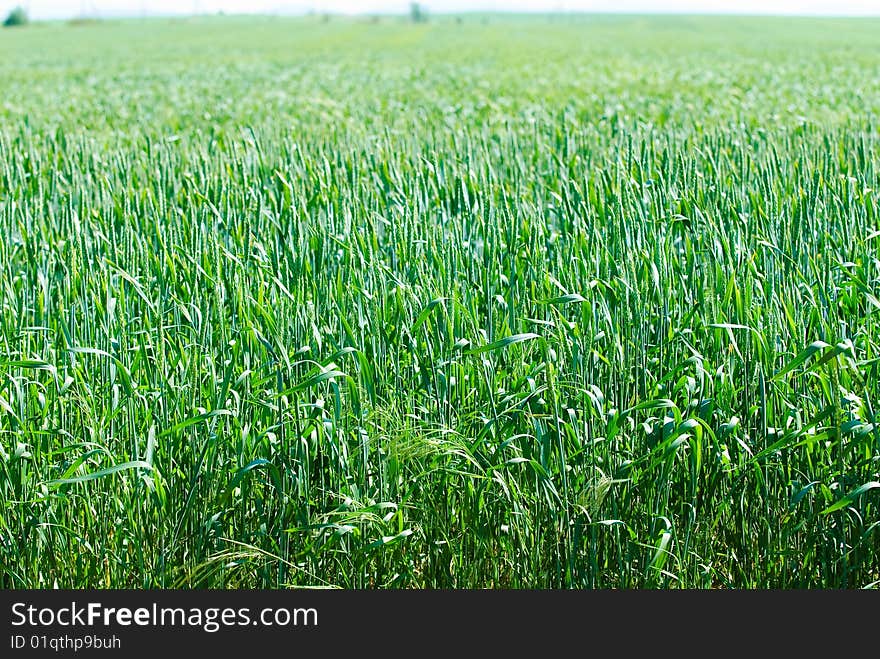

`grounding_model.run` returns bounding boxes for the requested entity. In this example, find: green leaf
[365,529,413,550]
[223,459,283,503]
[48,461,152,487]
[287,369,347,393]
[772,340,837,381]
[542,293,586,305]
[466,333,541,355]
[821,482,880,515]
[412,297,447,333]
[0,359,57,372]
[159,410,233,438]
